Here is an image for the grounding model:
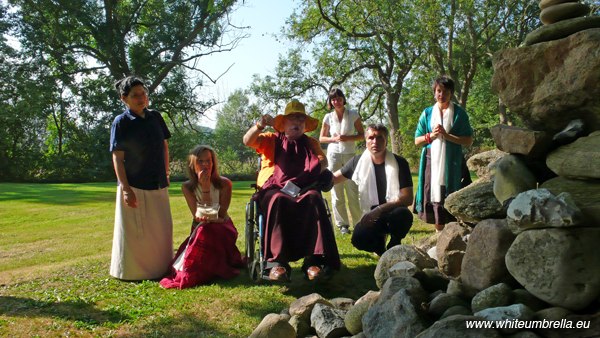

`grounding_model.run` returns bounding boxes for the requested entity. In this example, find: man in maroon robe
[243,100,340,281]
